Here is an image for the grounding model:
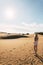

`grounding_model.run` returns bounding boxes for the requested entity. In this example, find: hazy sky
[0,0,43,33]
